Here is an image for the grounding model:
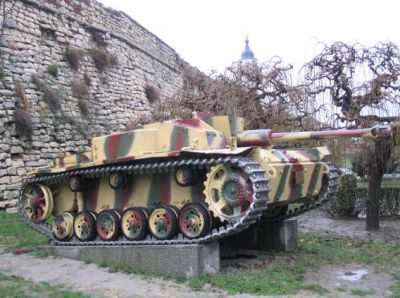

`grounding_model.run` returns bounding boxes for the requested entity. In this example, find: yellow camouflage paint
[20,114,395,243]
[252,147,331,204]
